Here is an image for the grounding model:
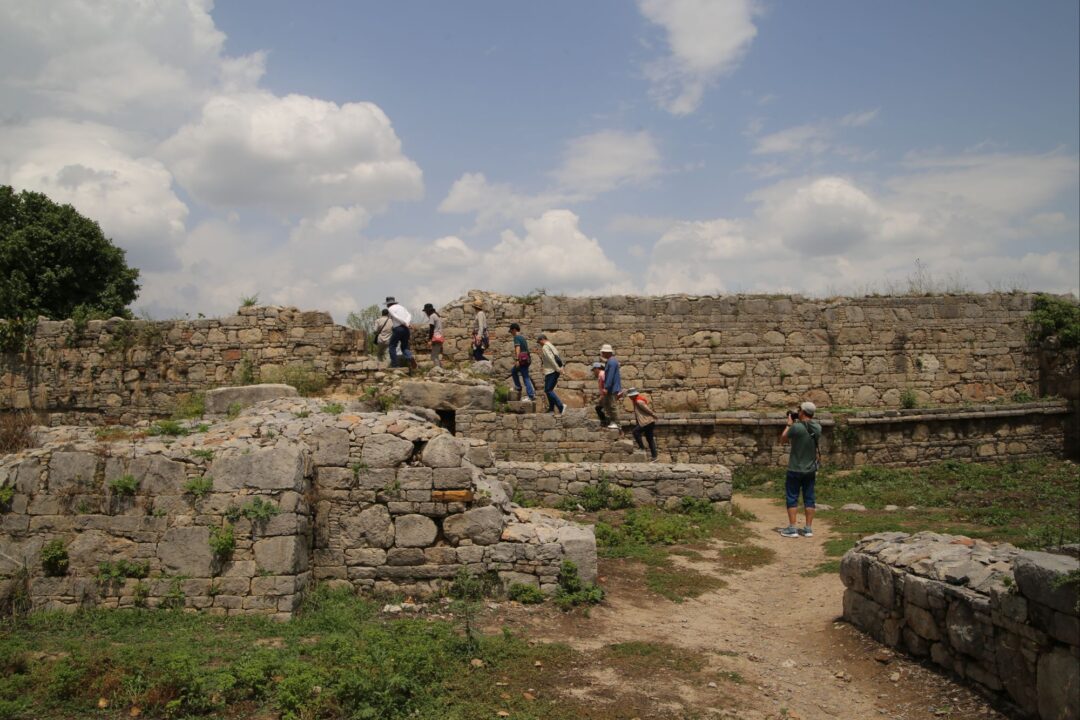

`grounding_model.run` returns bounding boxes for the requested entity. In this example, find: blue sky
[1,1,1077,320]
